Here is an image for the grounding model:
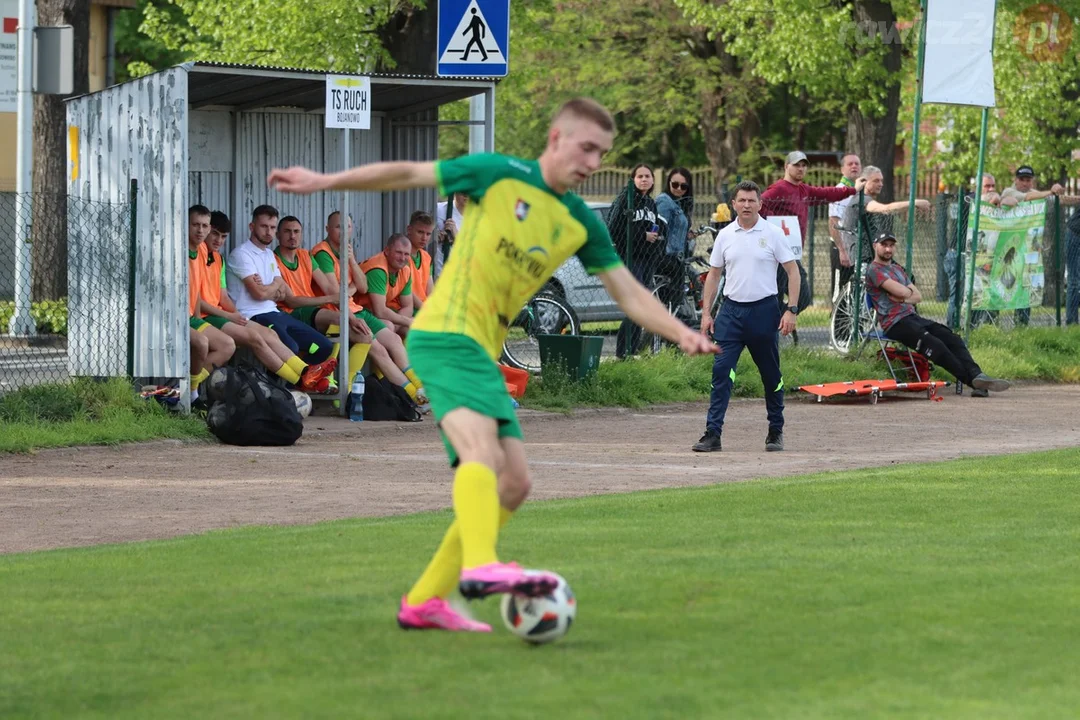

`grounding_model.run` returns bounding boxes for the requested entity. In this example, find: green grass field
[3,449,1079,718]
